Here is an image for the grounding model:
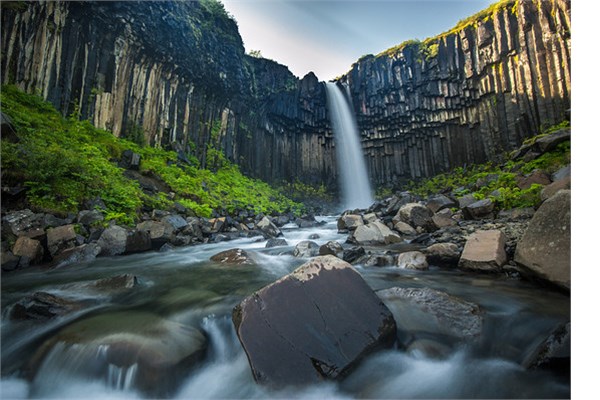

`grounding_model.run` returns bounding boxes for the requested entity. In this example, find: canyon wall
[1,0,570,189]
